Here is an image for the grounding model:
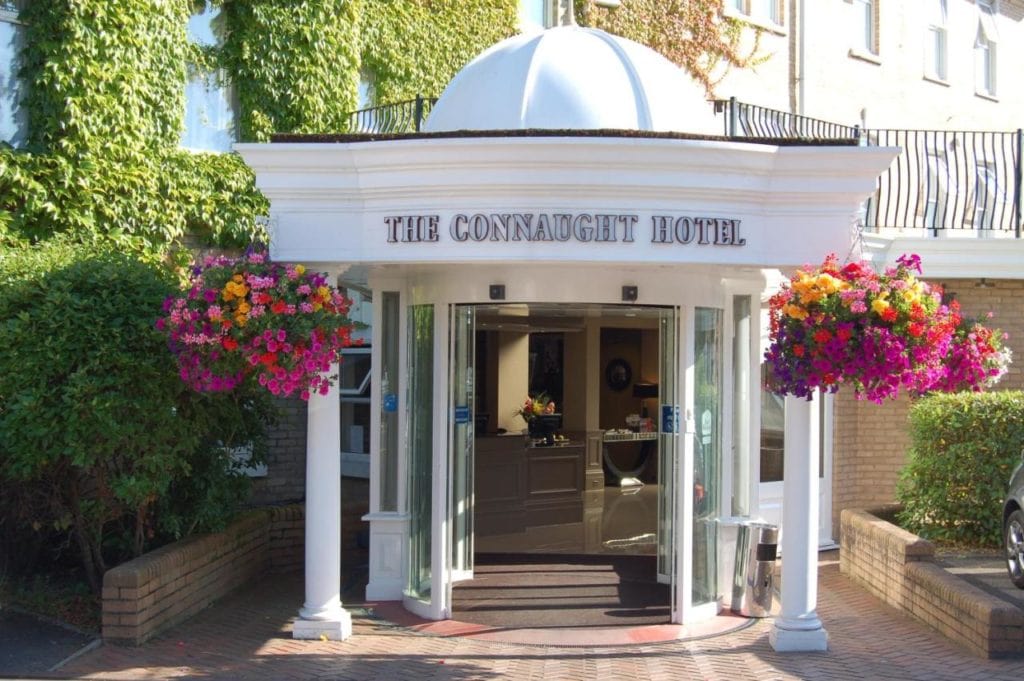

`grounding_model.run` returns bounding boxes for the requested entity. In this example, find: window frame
[180,0,238,153]
[848,0,880,60]
[924,0,948,82]
[0,0,27,147]
[725,0,785,30]
[974,0,998,98]
[519,0,558,32]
